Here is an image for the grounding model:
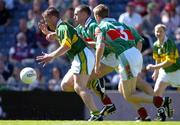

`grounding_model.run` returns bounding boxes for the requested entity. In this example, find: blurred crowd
[0,0,180,91]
